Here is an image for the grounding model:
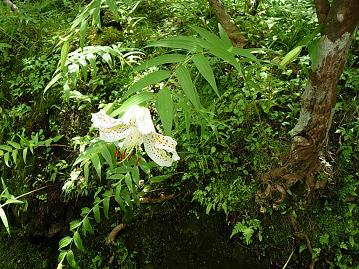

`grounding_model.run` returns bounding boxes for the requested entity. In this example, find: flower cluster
[91,105,180,167]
